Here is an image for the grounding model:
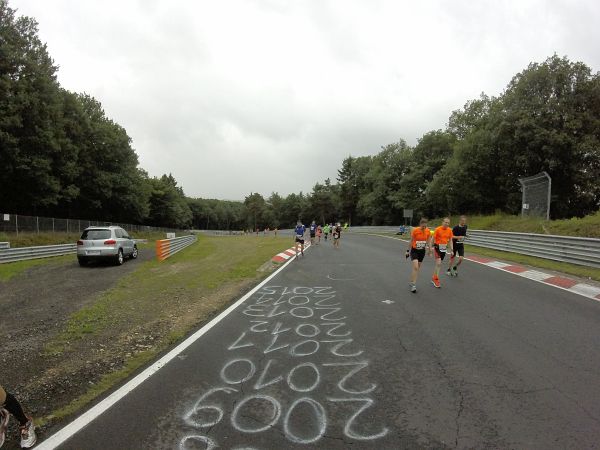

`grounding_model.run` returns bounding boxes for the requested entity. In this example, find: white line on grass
[36,252,301,449]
